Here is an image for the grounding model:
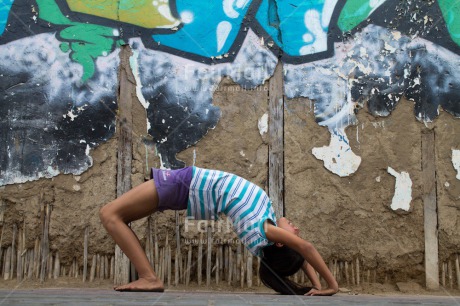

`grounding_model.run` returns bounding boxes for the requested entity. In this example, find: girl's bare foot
[114,276,164,292]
